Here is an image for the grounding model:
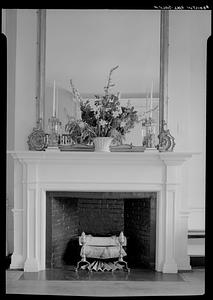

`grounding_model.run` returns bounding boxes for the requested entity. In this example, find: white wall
[168,10,210,230]
[14,9,37,150]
